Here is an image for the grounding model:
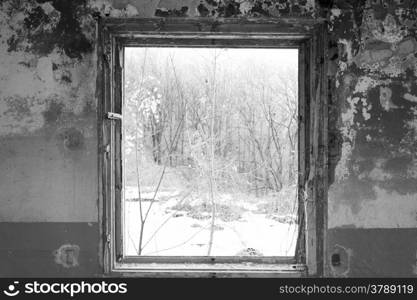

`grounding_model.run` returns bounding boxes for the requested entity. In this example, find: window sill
[109,263,307,277]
